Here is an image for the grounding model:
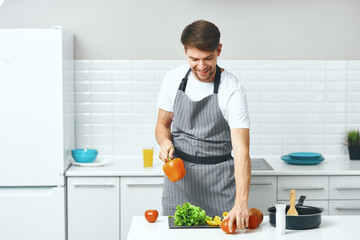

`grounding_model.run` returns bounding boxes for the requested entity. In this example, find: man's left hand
[224,203,249,232]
